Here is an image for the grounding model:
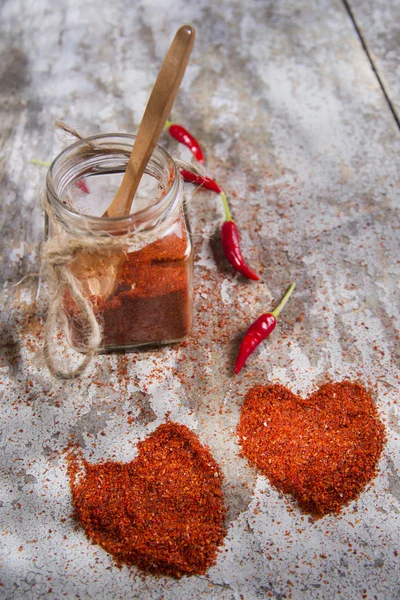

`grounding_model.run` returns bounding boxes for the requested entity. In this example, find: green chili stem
[32,159,51,167]
[271,283,296,320]
[220,191,232,221]
[165,119,173,129]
